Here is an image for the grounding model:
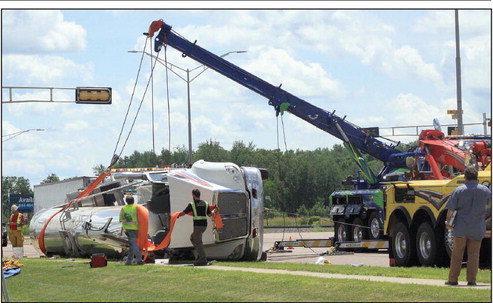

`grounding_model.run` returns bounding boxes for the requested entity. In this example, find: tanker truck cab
[166,160,267,261]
